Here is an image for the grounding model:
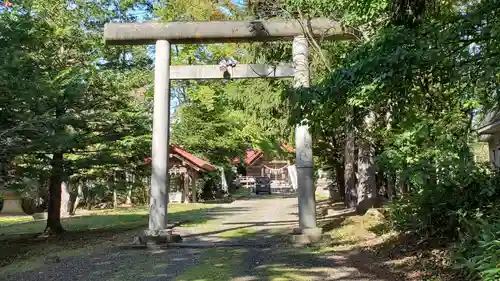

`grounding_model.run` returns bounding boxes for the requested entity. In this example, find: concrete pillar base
[290,227,329,246]
[131,229,183,247]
